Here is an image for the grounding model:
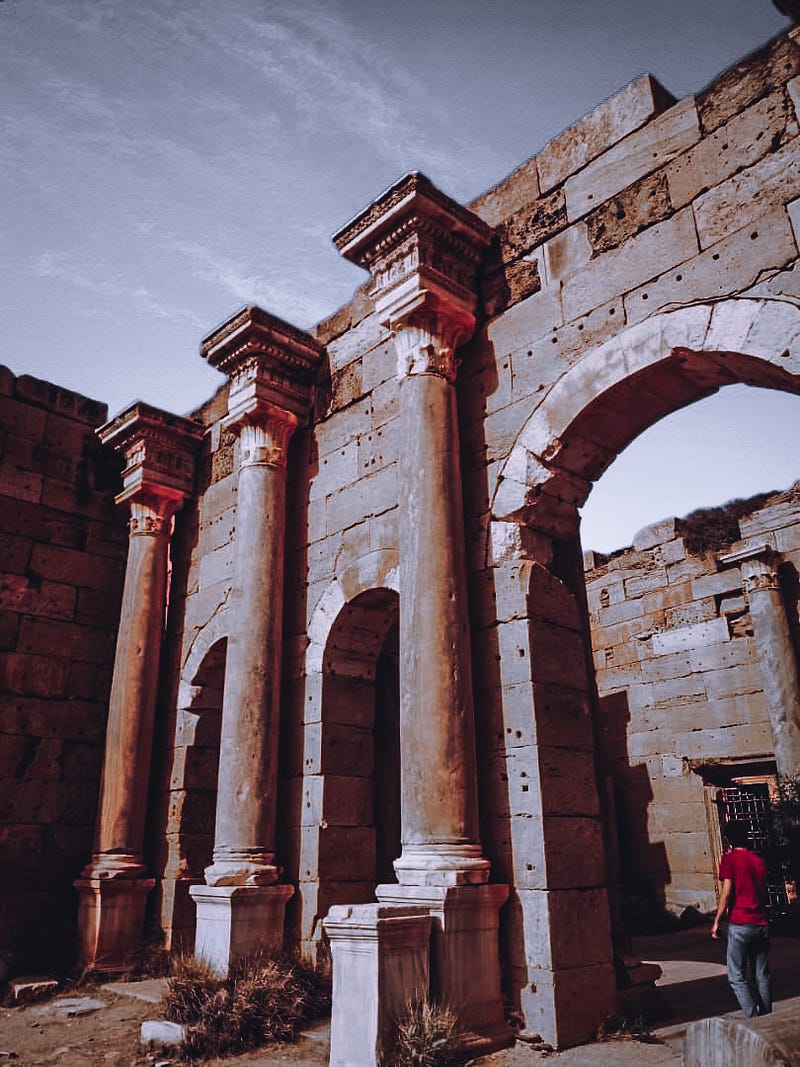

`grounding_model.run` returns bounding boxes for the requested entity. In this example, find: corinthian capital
[97,402,205,515]
[333,172,492,379]
[128,495,181,537]
[391,310,467,383]
[237,411,297,470]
